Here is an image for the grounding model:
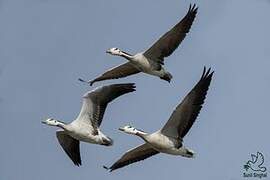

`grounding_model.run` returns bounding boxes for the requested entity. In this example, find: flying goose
[79,4,198,86]
[104,67,213,171]
[42,83,136,166]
